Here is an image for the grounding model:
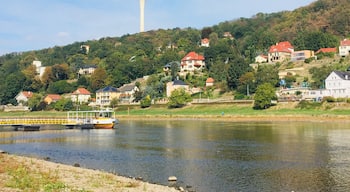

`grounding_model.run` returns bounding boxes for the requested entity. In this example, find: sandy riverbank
[0,152,179,192]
